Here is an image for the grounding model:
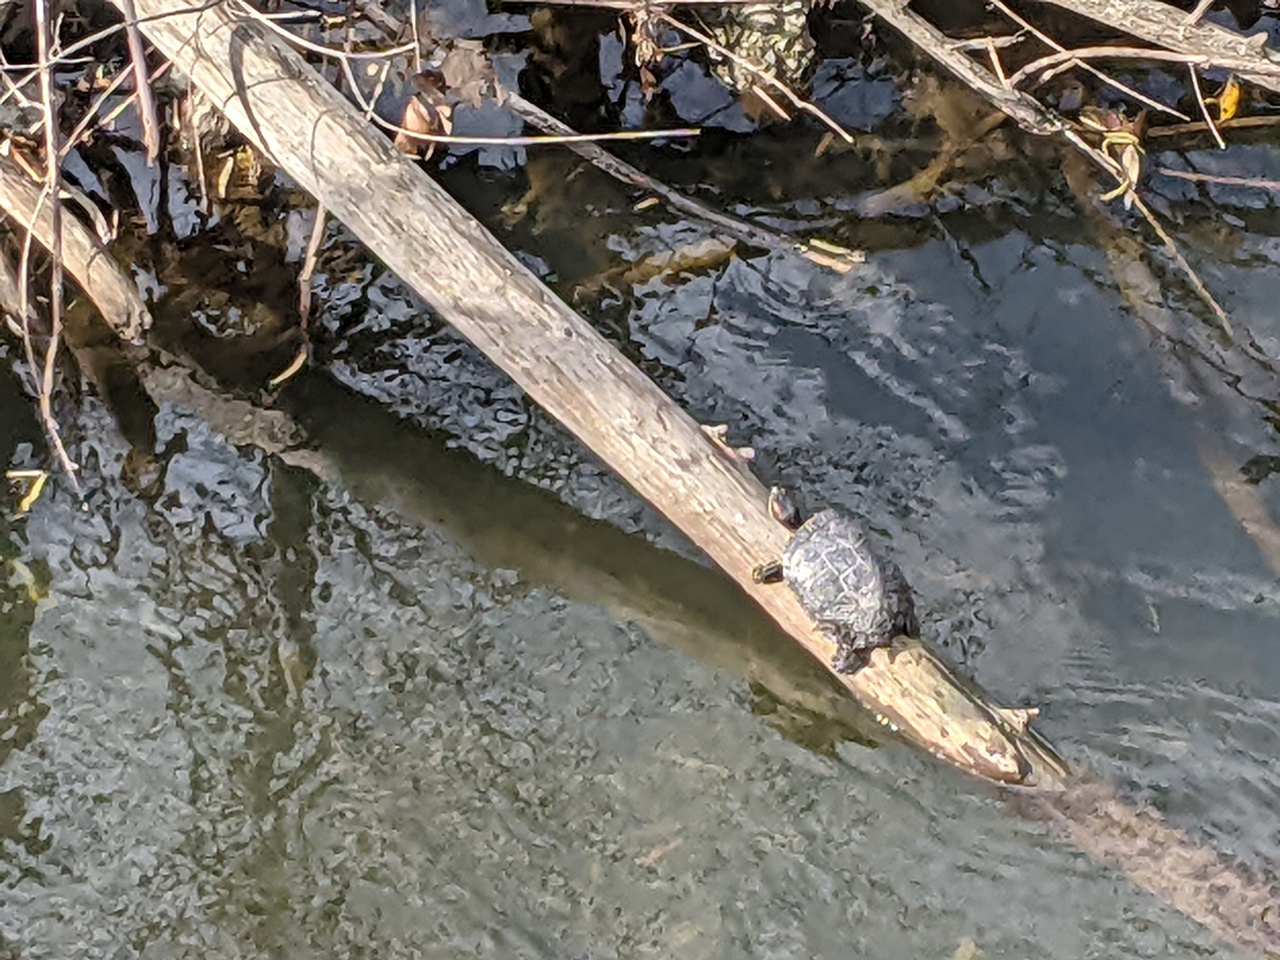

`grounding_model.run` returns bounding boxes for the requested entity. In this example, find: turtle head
[766,486,803,530]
